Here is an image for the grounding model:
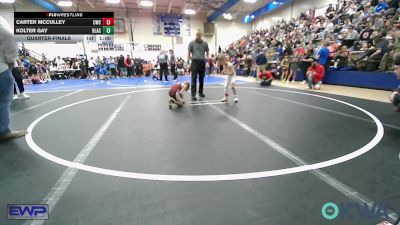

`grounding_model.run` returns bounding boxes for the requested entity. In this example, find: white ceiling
[13,0,268,21]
